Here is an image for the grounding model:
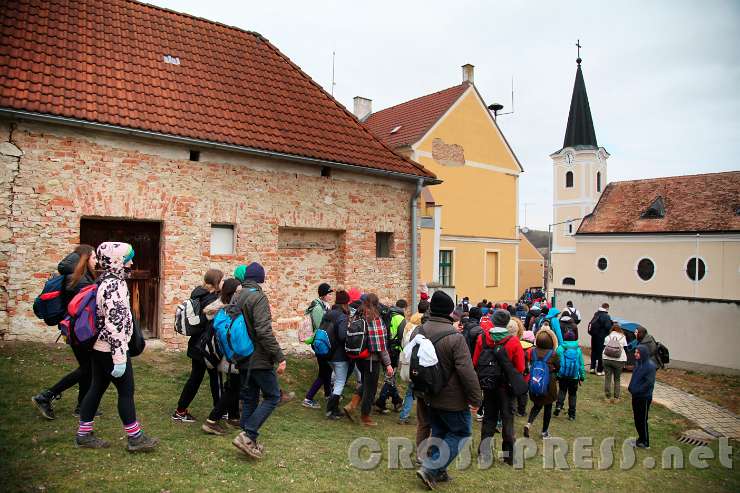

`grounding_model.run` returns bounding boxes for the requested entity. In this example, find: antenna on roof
[486,76,515,120]
[331,51,336,96]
